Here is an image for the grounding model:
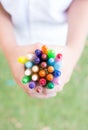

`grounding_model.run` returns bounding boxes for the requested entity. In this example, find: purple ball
[35,49,42,57]
[29,81,36,89]
[33,57,40,64]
